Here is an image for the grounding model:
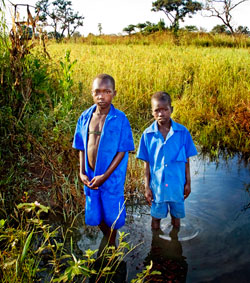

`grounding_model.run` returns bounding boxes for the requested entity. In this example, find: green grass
[48,43,250,156]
